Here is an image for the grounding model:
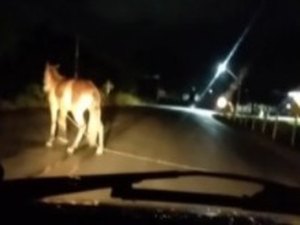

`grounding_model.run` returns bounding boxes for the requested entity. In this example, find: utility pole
[233,76,242,120]
[234,67,248,119]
